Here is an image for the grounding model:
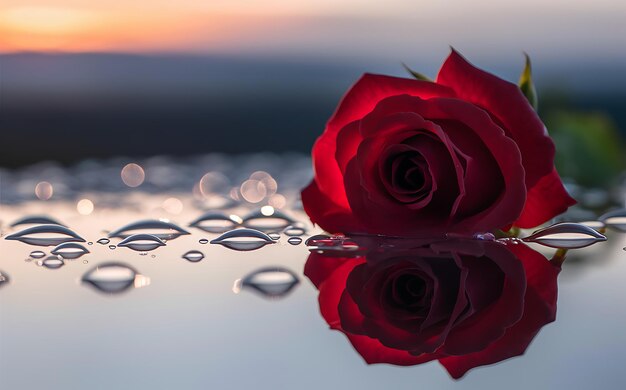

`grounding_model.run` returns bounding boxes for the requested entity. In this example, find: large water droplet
[82,262,141,294]
[242,209,296,232]
[189,212,242,233]
[599,209,626,232]
[5,224,85,246]
[182,250,205,262]
[234,267,300,299]
[29,250,46,259]
[210,228,276,251]
[0,271,10,288]
[117,233,166,252]
[97,238,110,245]
[51,242,90,259]
[522,222,607,249]
[41,256,65,269]
[108,219,190,240]
[10,215,64,227]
